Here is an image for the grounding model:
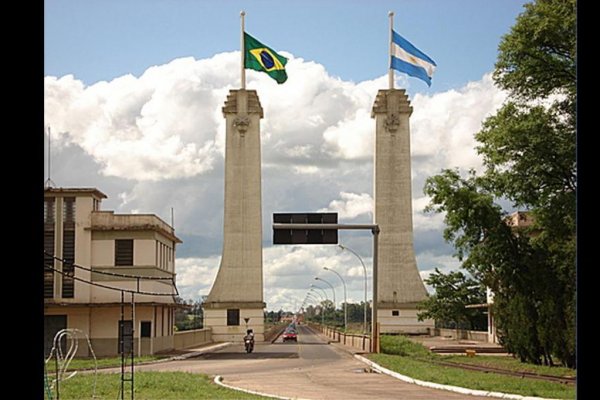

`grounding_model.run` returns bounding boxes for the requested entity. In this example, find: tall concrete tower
[371,89,433,334]
[203,89,266,342]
